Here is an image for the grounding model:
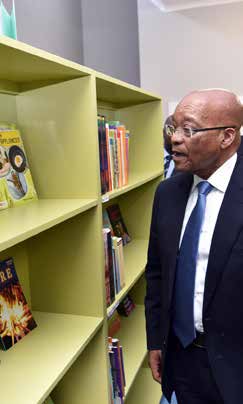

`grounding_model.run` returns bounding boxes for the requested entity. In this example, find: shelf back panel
[116,100,163,177]
[28,207,104,318]
[52,325,110,404]
[16,76,99,199]
[0,93,17,122]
